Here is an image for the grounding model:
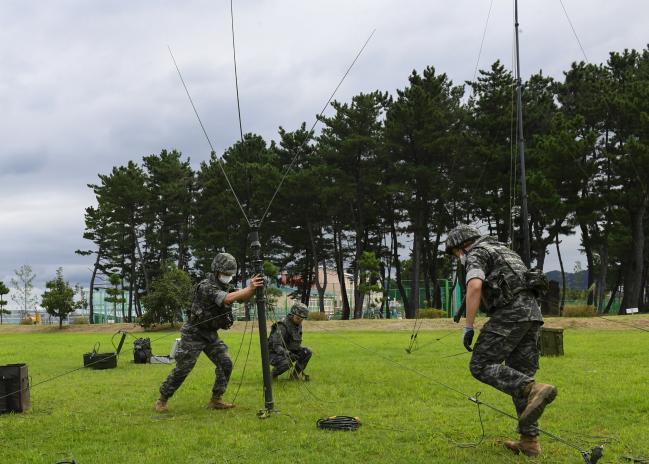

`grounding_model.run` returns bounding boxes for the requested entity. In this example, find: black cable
[316,415,361,431]
[407,328,459,354]
[596,315,649,333]
[229,310,256,405]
